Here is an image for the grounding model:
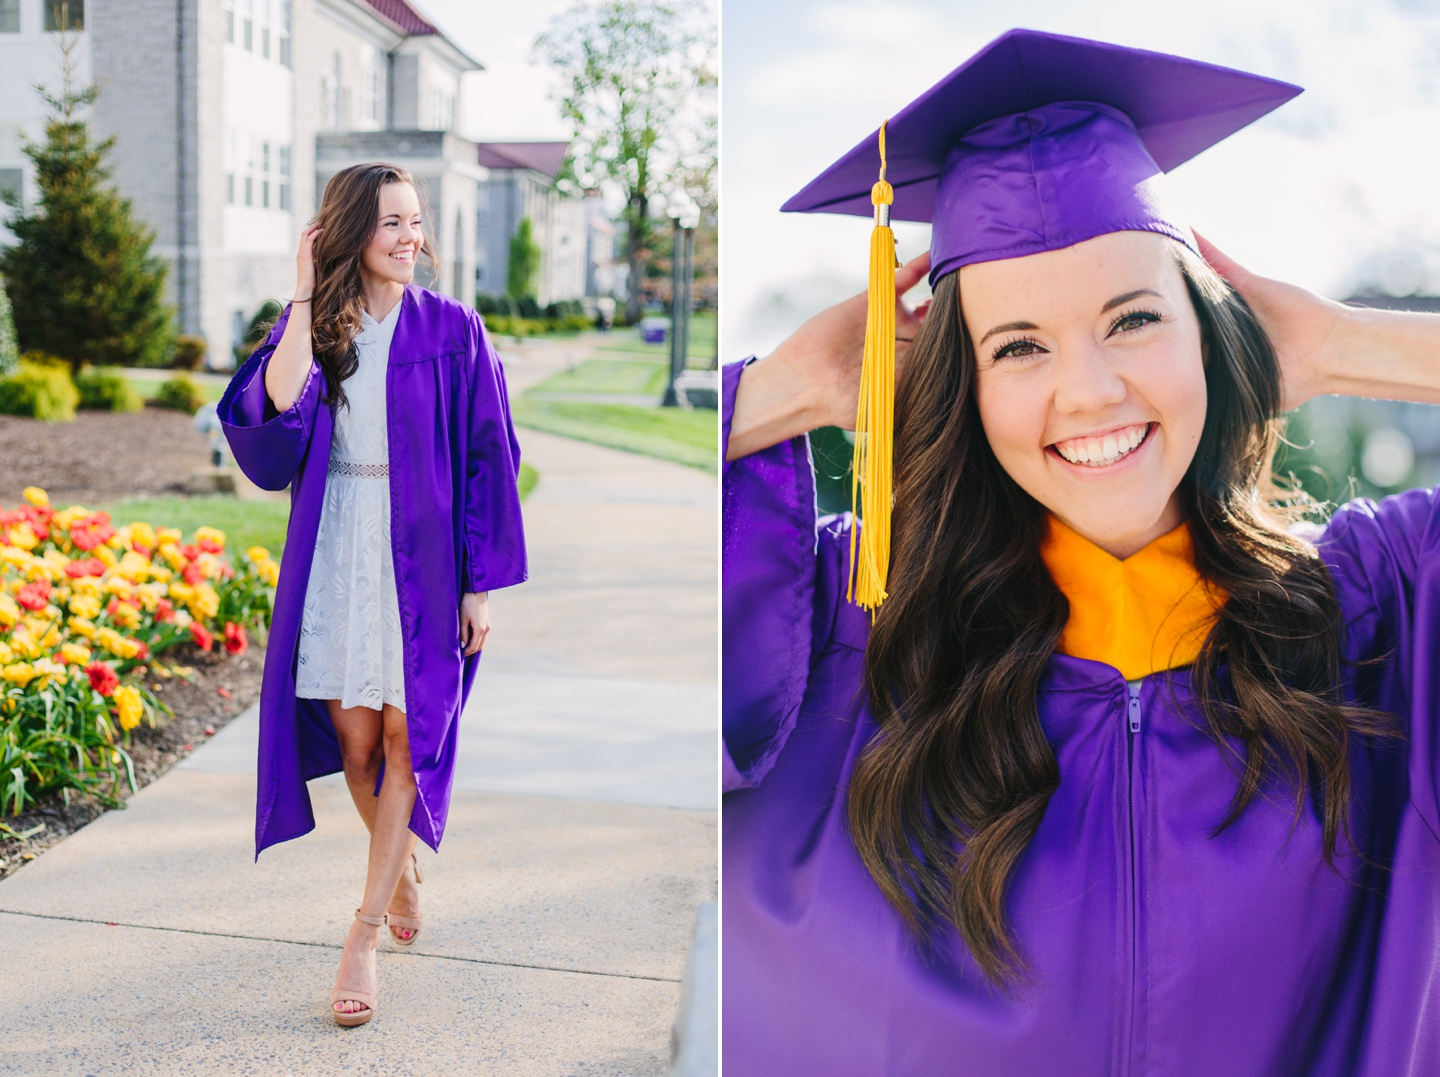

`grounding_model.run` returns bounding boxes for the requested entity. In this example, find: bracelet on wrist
[291,296,313,303]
